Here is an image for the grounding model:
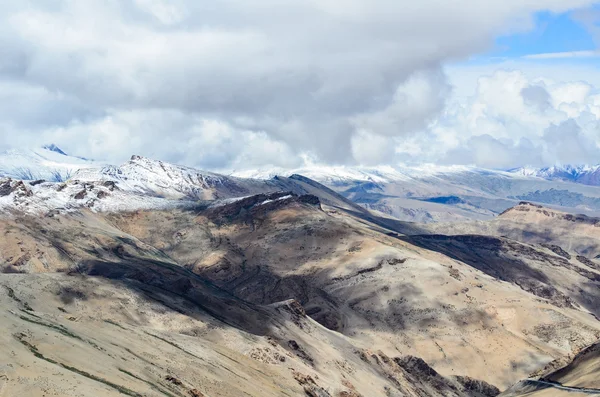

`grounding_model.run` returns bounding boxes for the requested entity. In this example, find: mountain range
[3,146,600,396]
[4,145,600,222]
[512,165,600,186]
